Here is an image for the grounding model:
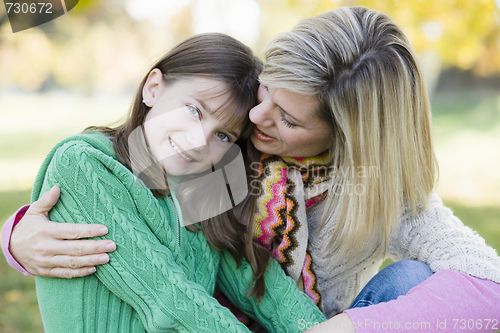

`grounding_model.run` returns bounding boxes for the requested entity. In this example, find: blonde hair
[259,6,439,260]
